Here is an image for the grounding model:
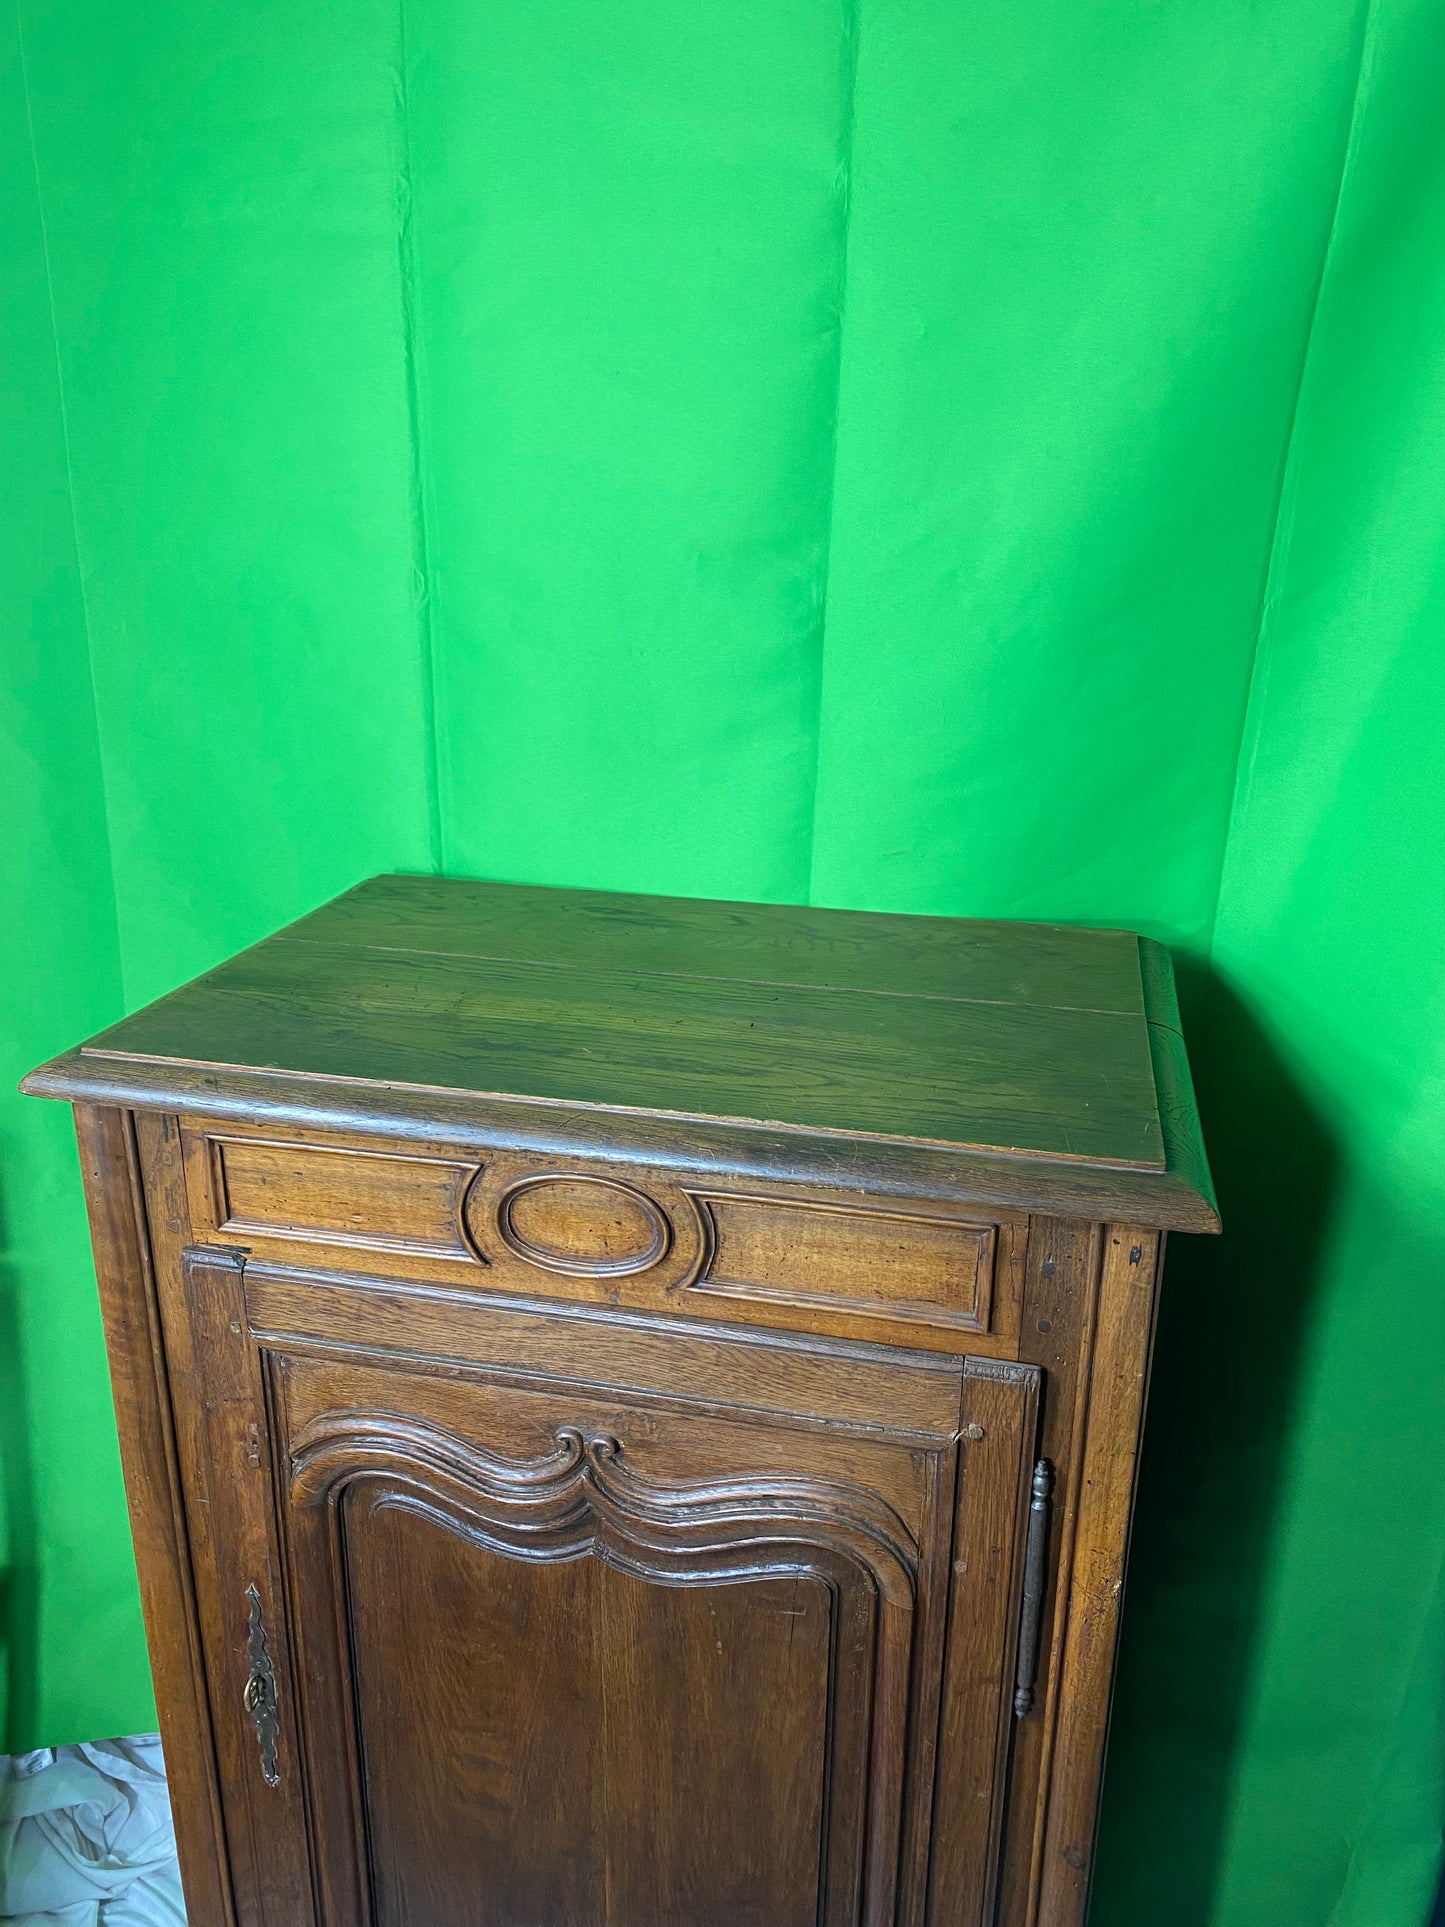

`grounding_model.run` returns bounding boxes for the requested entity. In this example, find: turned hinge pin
[1013,1459,1054,1718]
